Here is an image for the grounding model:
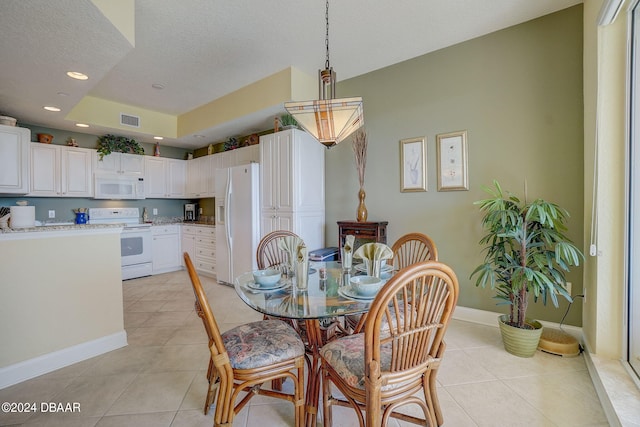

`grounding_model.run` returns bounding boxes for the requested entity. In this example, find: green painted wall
[327,6,584,325]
